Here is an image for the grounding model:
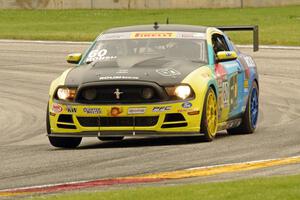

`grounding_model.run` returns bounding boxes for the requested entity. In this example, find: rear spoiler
[217,25,259,52]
